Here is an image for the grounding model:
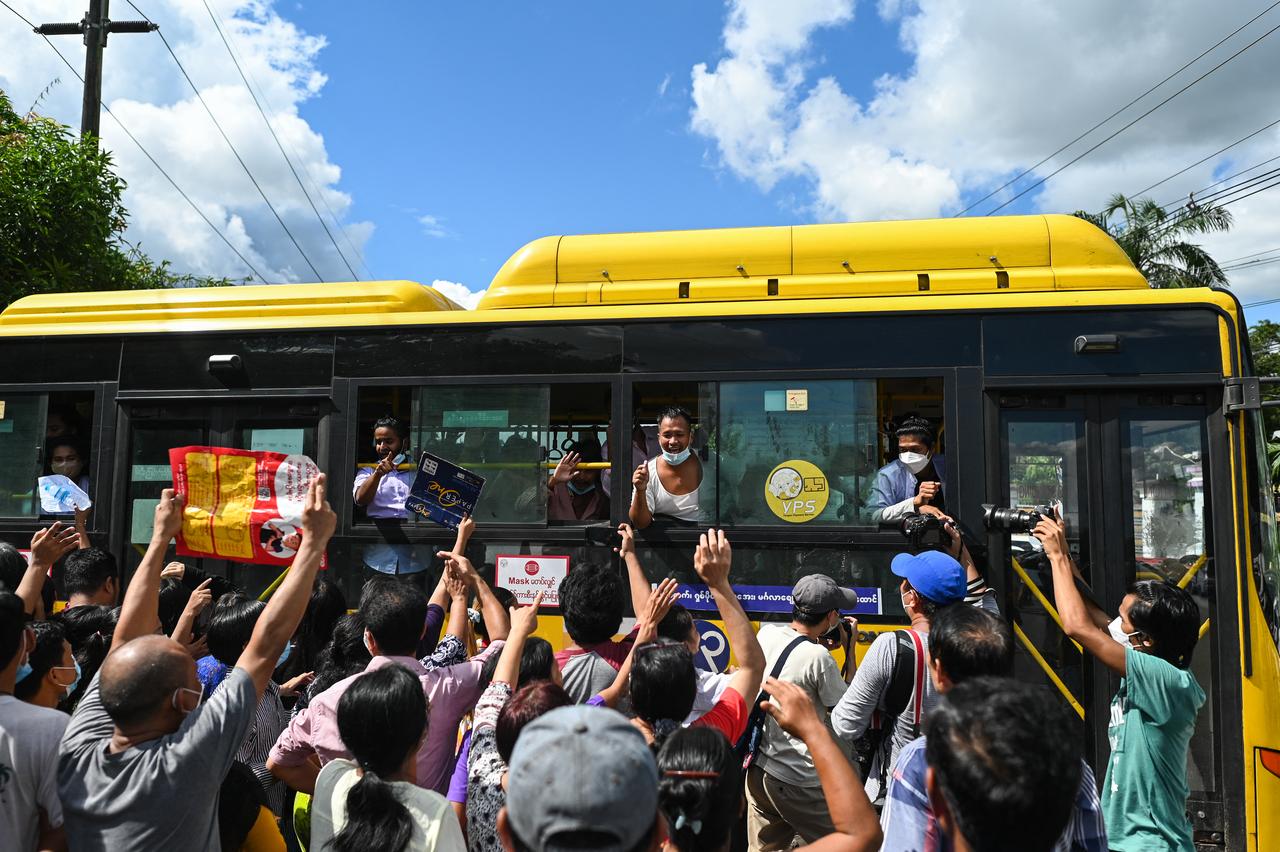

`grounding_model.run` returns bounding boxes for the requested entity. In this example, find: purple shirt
[447,729,471,804]
[353,468,415,518]
[269,643,504,794]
